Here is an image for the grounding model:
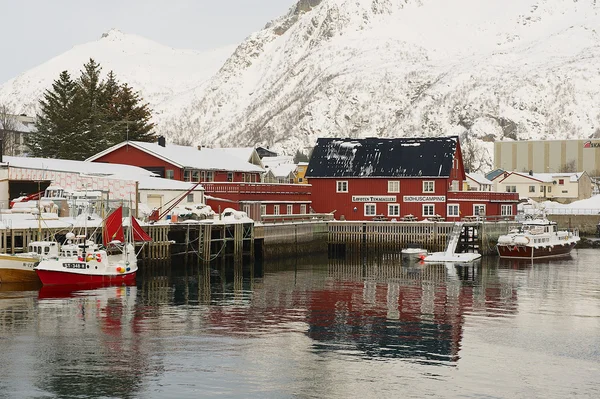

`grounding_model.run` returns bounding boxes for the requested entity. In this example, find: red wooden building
[87,137,264,183]
[306,137,518,221]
